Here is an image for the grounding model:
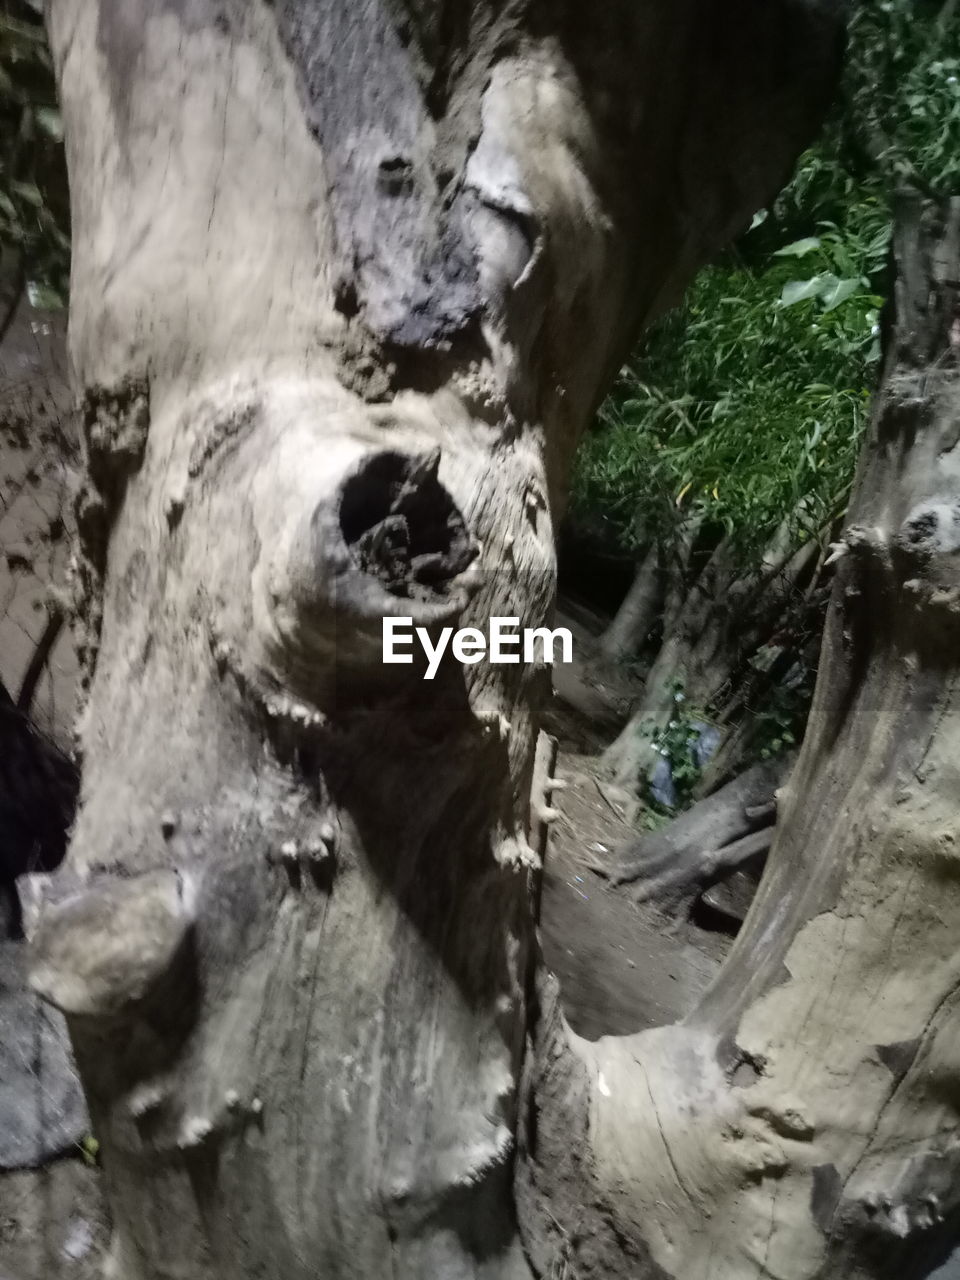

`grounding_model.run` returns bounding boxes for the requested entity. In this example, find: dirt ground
[539,632,731,1040]
[0,298,77,735]
[539,748,728,1039]
[0,1162,108,1280]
